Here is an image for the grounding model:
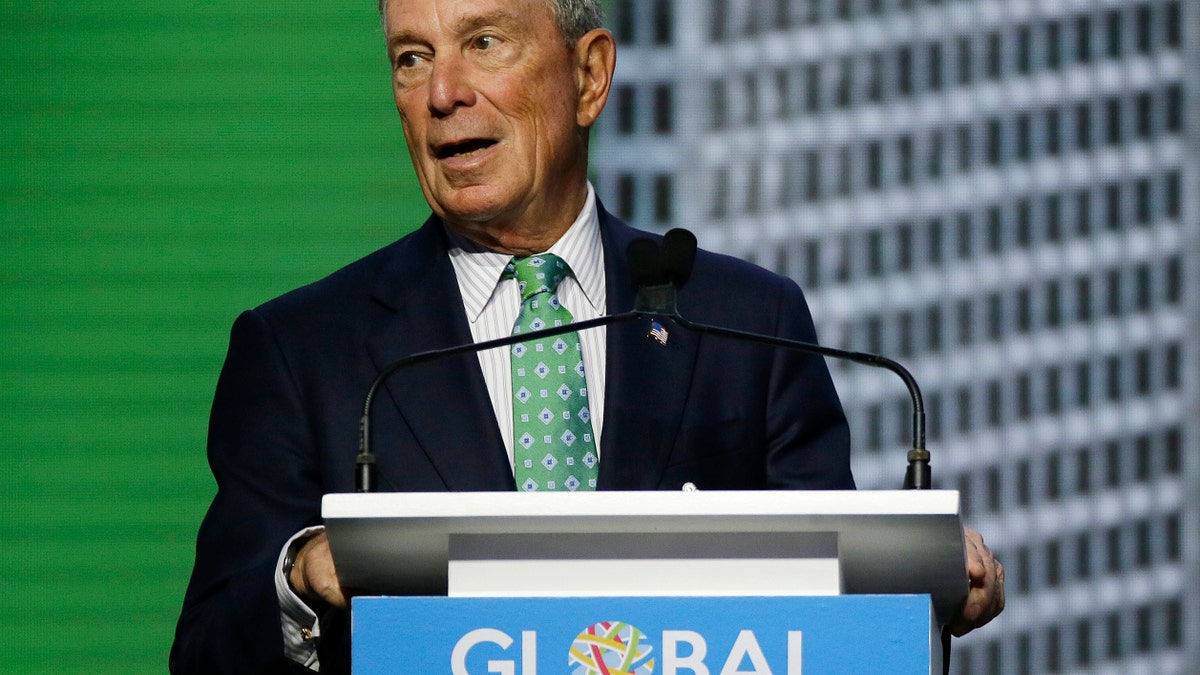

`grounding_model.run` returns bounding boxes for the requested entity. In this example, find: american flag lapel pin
[647,320,669,346]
